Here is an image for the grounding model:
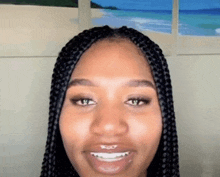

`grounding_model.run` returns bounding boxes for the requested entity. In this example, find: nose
[90,104,128,136]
